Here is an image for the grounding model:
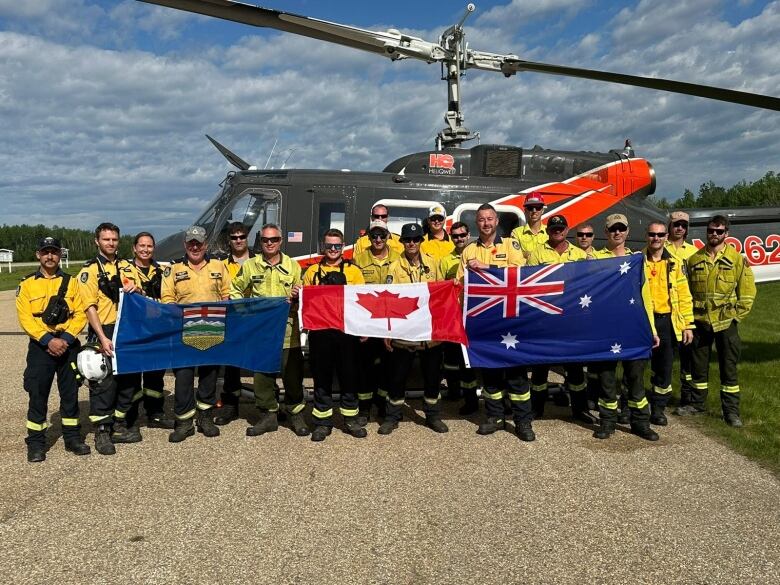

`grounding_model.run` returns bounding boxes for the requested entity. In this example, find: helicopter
[143,1,780,281]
